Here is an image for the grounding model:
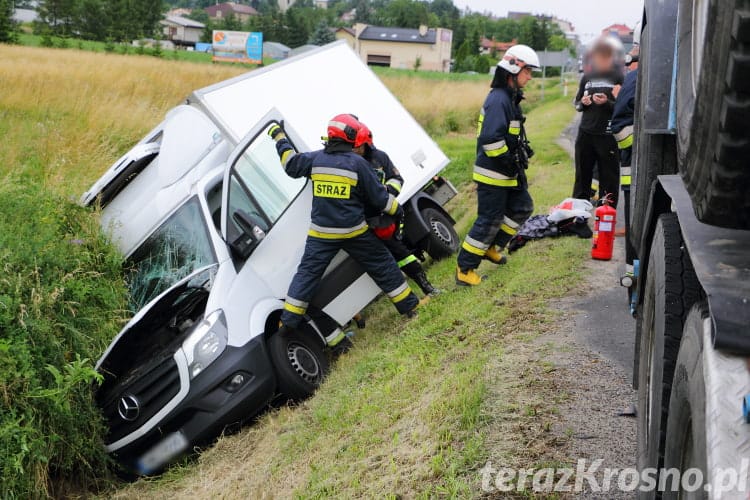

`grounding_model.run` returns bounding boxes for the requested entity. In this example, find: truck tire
[419,207,459,260]
[676,0,750,229]
[637,214,699,492]
[664,303,750,498]
[268,328,329,402]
